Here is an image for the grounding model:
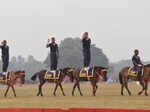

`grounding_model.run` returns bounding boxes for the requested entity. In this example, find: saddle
[44,70,60,80]
[80,67,94,78]
[0,72,12,82]
[128,67,144,77]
